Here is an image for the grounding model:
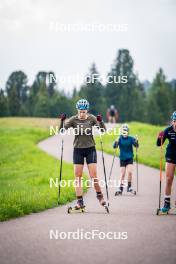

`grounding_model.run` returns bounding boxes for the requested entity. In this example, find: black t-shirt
[109,109,115,116]
[157,125,176,159]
